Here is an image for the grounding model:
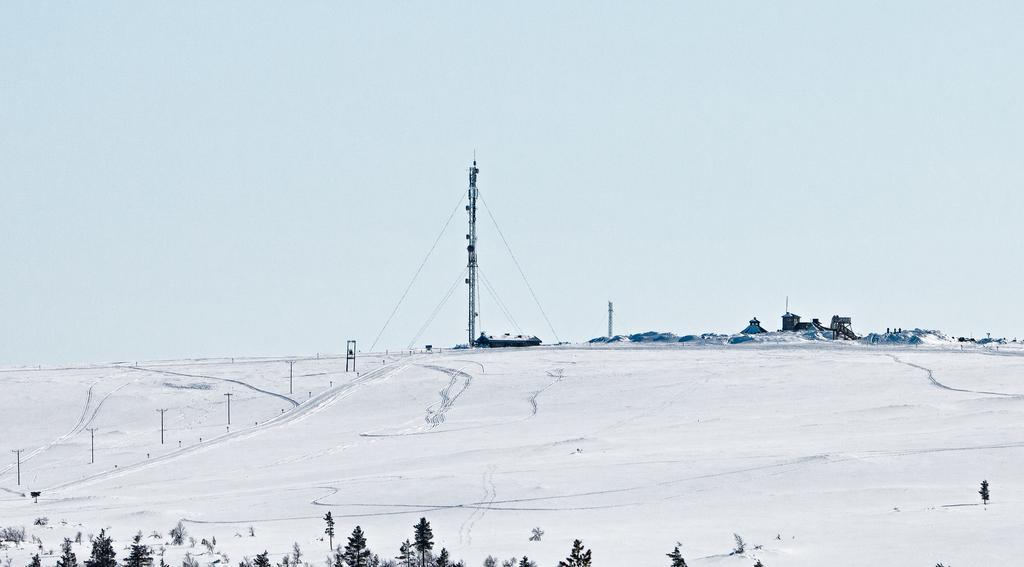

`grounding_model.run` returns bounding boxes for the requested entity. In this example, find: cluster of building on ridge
[742,311,859,340]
